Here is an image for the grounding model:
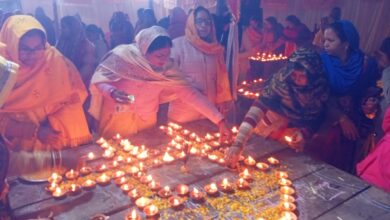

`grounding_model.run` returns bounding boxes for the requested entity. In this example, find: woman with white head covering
[89,26,230,139]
